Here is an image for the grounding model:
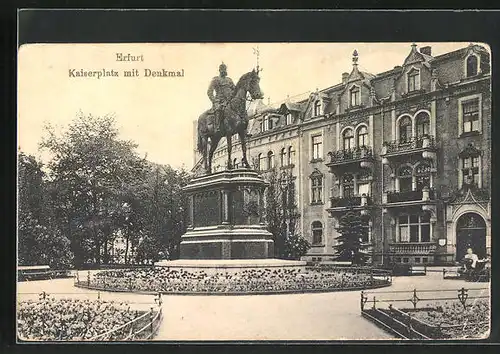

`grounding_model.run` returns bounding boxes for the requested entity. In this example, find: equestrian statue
[197,63,264,174]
